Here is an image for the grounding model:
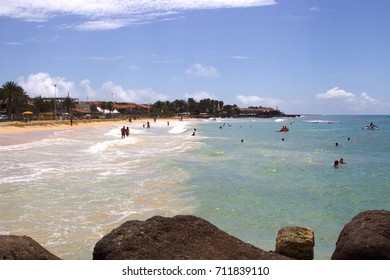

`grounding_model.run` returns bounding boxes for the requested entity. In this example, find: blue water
[185,116,390,259]
[0,115,389,259]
